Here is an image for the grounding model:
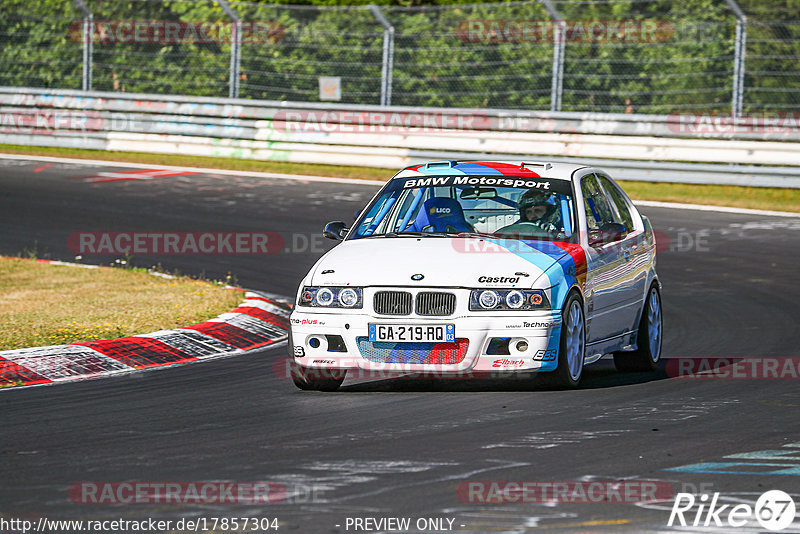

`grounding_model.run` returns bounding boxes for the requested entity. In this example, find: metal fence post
[369,5,395,107]
[218,0,242,99]
[725,0,747,118]
[540,0,565,112]
[733,20,747,117]
[72,0,93,91]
